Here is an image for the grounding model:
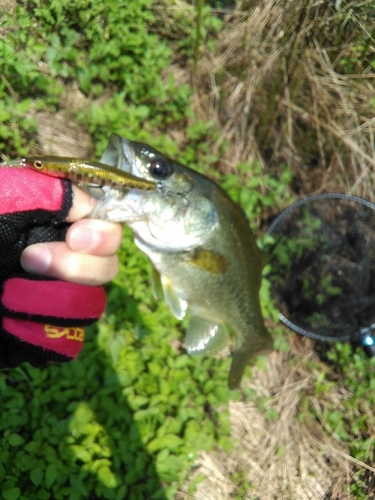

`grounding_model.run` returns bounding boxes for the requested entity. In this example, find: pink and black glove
[0,167,106,368]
